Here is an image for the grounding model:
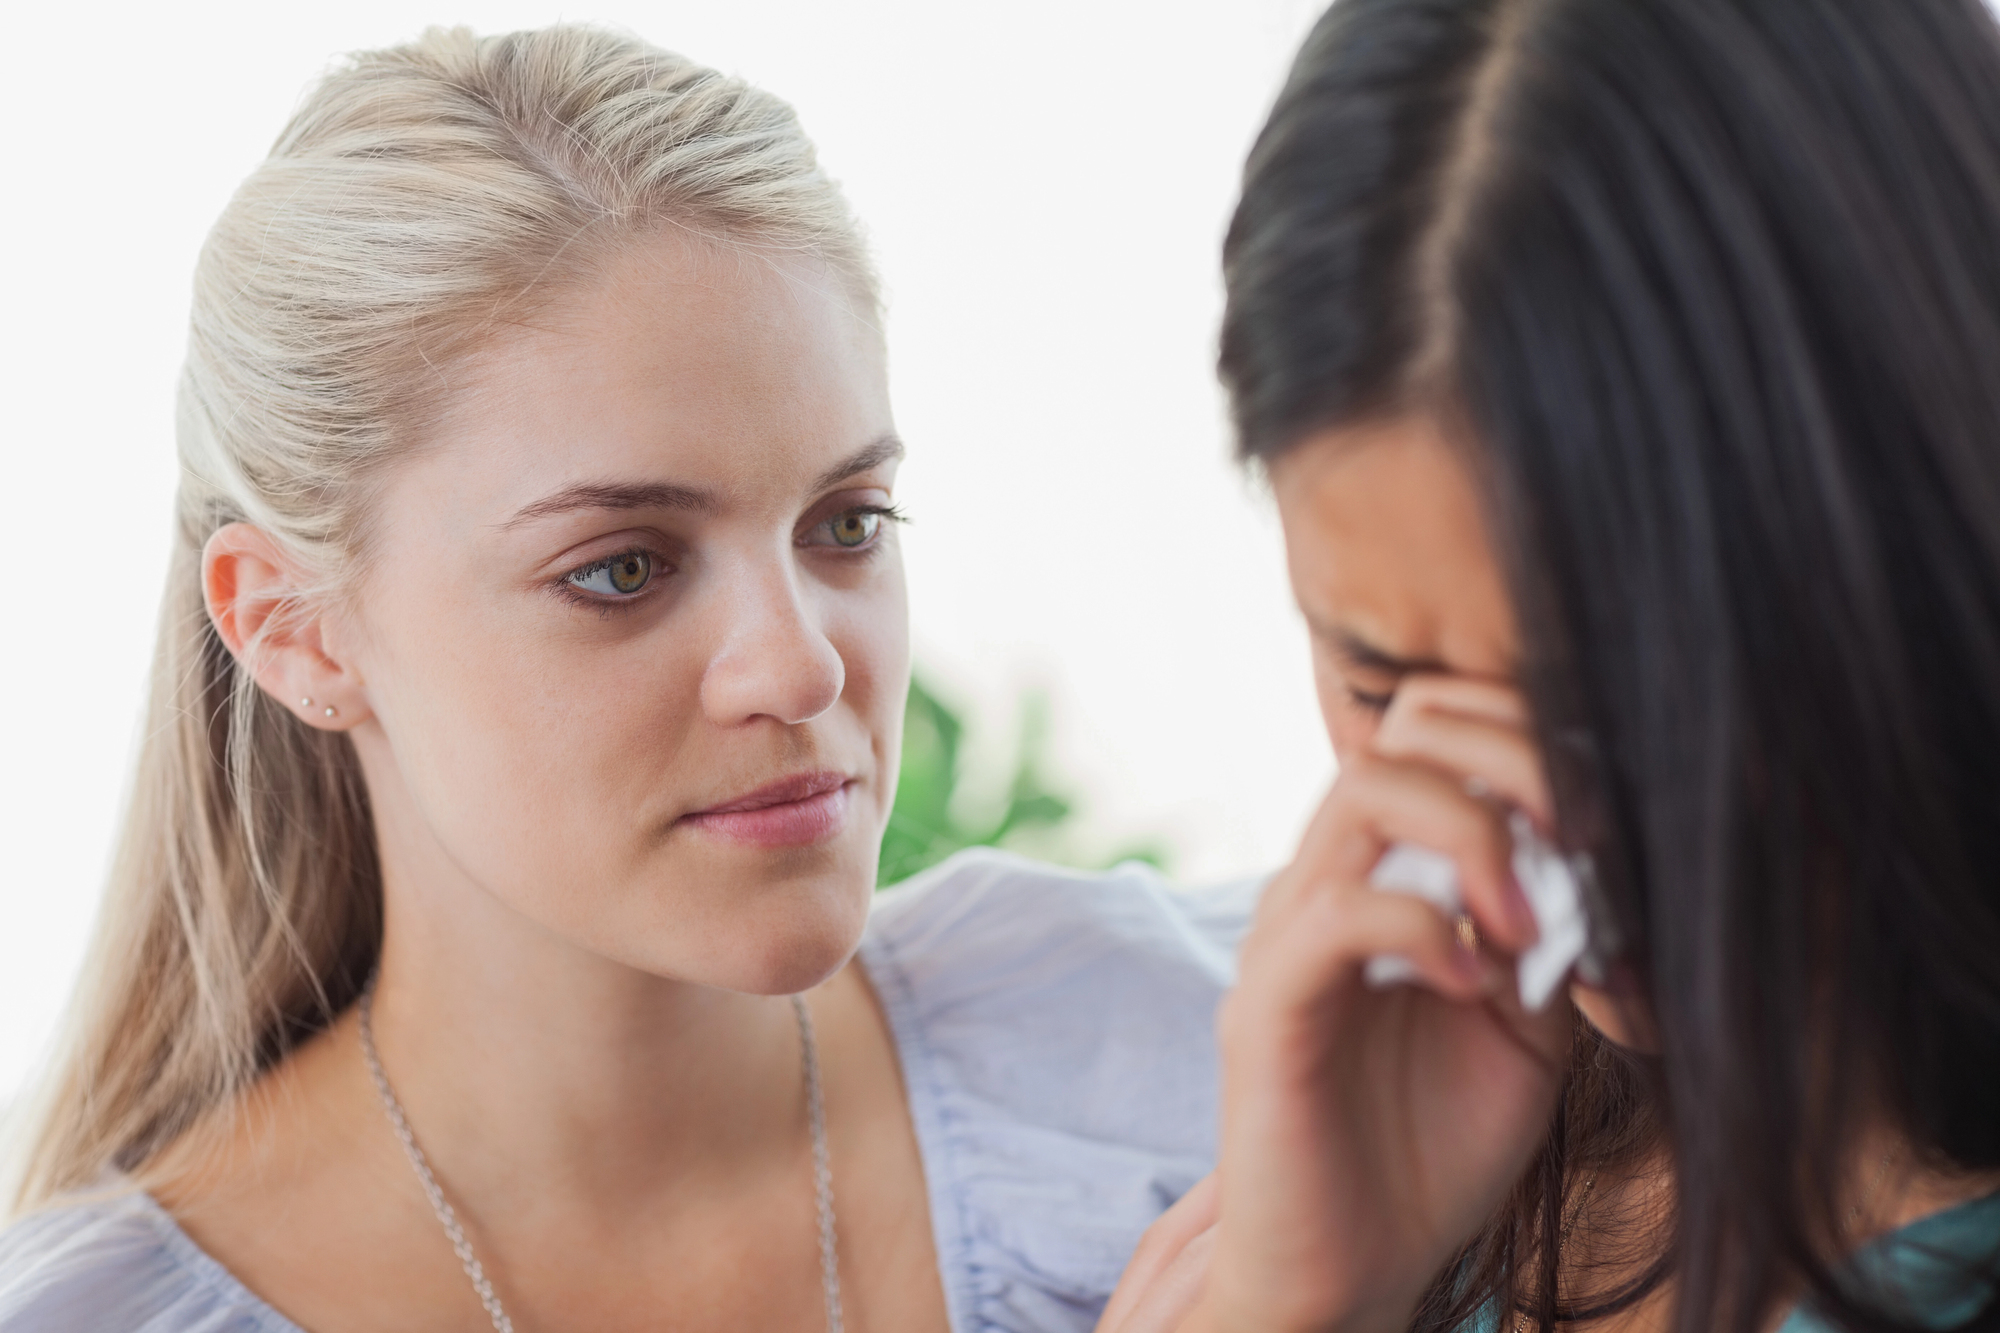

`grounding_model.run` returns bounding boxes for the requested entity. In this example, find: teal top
[1777,1190,2000,1331]
[1472,1190,2000,1331]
